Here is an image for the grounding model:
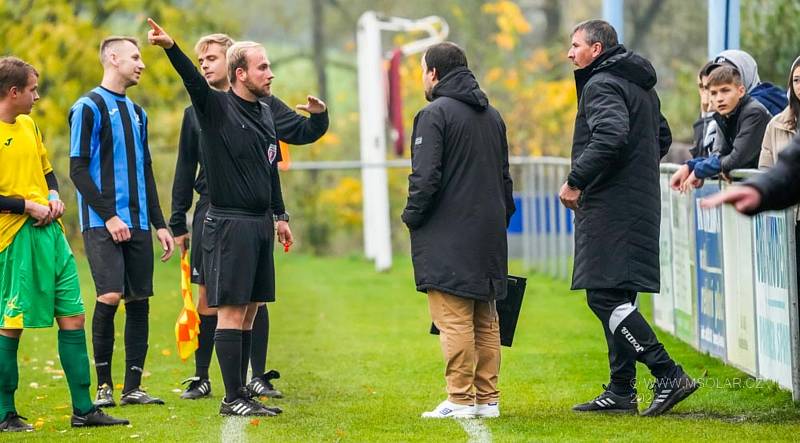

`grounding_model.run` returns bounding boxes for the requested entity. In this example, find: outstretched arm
[269,95,329,145]
[147,18,212,113]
